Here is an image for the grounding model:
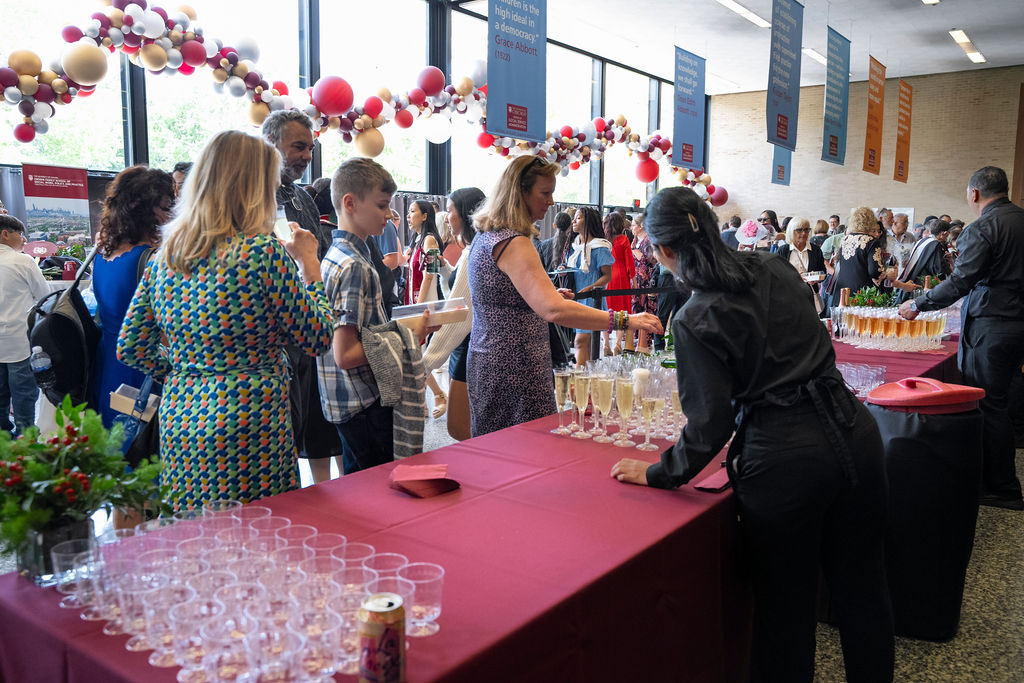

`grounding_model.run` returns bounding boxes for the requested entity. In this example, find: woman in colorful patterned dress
[631,213,659,353]
[117,131,333,510]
